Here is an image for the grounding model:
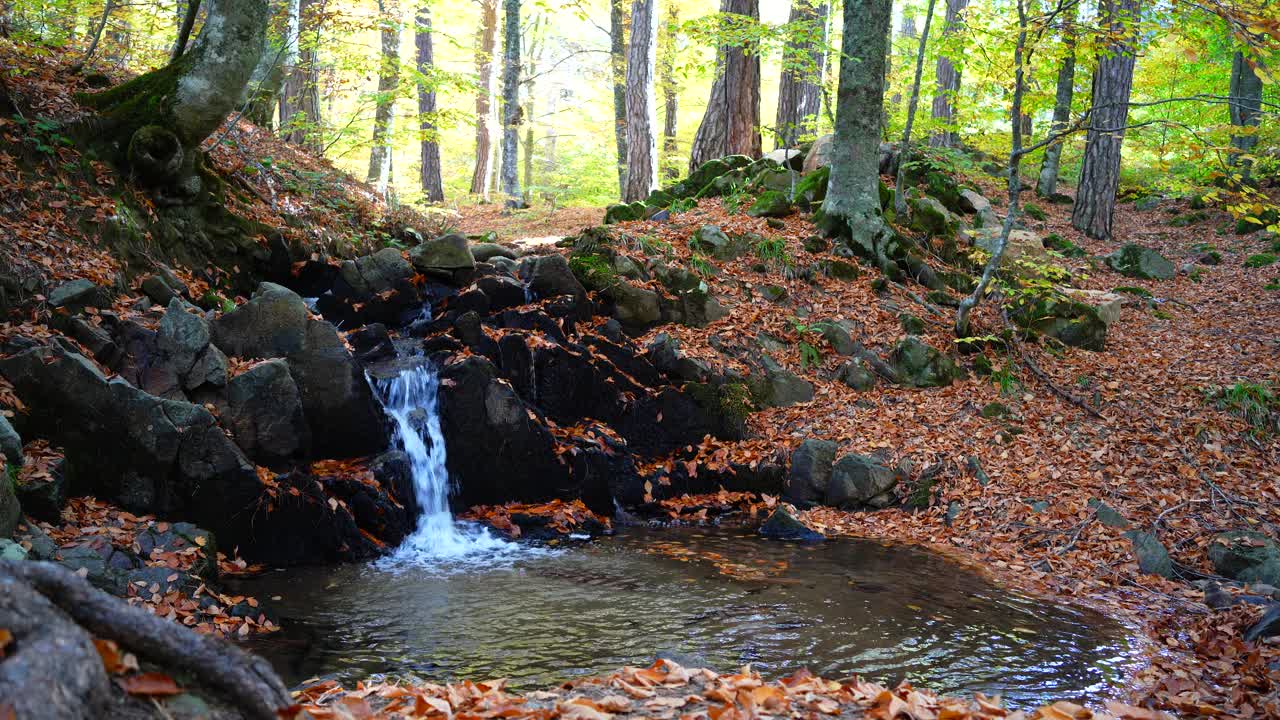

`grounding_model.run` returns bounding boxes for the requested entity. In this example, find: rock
[898,313,926,335]
[689,225,739,259]
[410,234,476,272]
[48,279,105,311]
[802,134,833,173]
[0,413,21,466]
[792,167,830,211]
[785,439,838,505]
[747,191,793,218]
[959,189,992,214]
[342,247,415,295]
[969,227,1050,266]
[1244,604,1280,642]
[15,458,66,524]
[826,454,902,509]
[1091,500,1130,529]
[212,283,383,457]
[817,321,855,355]
[0,567,113,719]
[750,356,814,408]
[1208,530,1280,587]
[157,299,227,391]
[1203,582,1235,610]
[608,281,663,328]
[220,359,310,467]
[1009,292,1109,351]
[889,337,958,387]
[140,274,179,306]
[836,358,876,390]
[471,242,519,262]
[758,506,824,542]
[133,522,218,579]
[0,469,17,537]
[0,539,26,561]
[1125,530,1175,578]
[1060,288,1125,326]
[1105,244,1175,280]
[528,254,587,300]
[604,201,649,224]
[908,195,956,237]
[762,148,801,168]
